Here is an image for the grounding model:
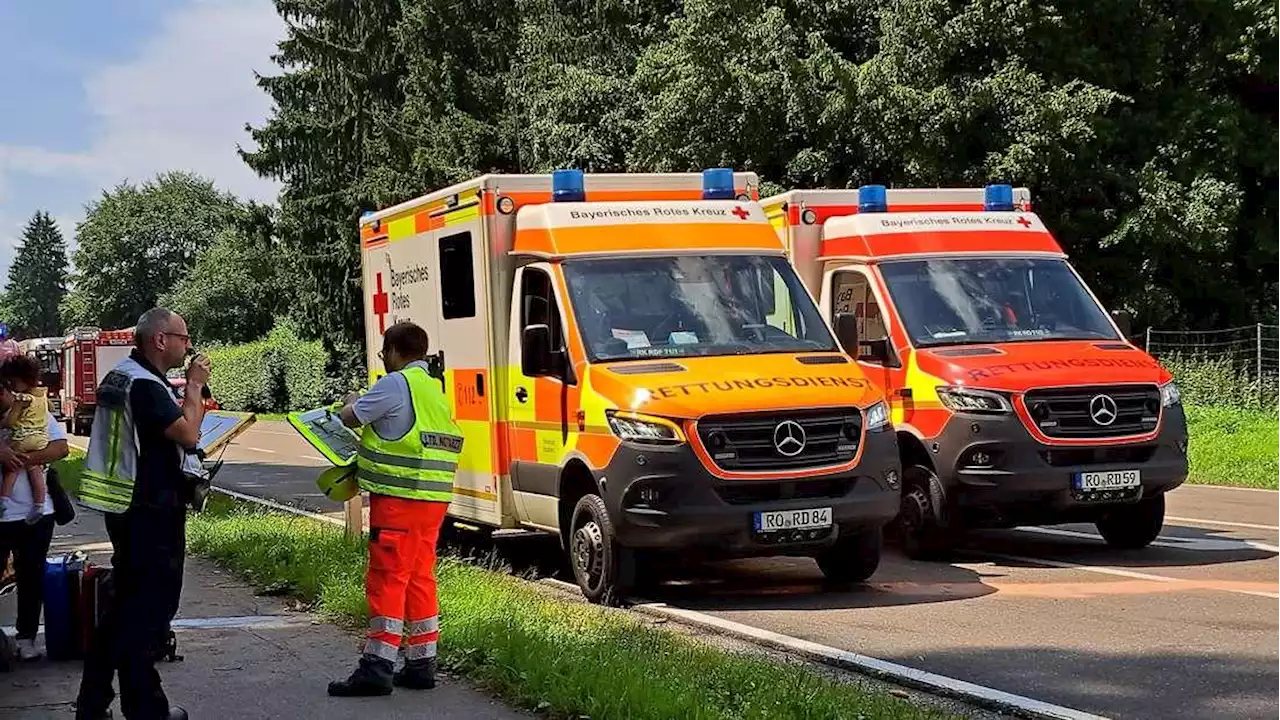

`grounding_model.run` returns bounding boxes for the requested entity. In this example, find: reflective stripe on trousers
[404,615,440,660]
